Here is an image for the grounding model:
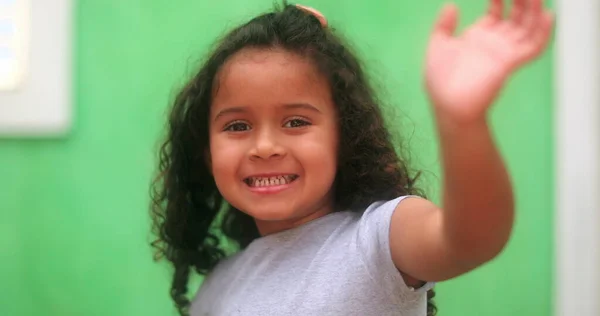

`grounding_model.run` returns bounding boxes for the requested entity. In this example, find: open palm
[425,0,554,122]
